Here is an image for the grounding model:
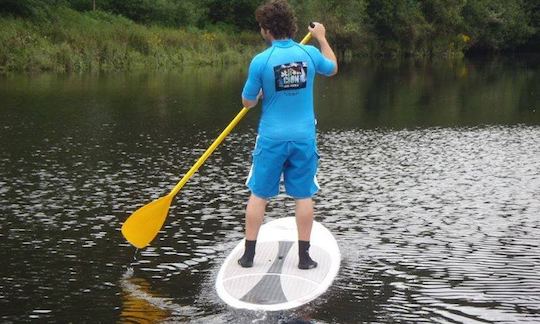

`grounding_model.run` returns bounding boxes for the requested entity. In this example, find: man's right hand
[308,22,327,42]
